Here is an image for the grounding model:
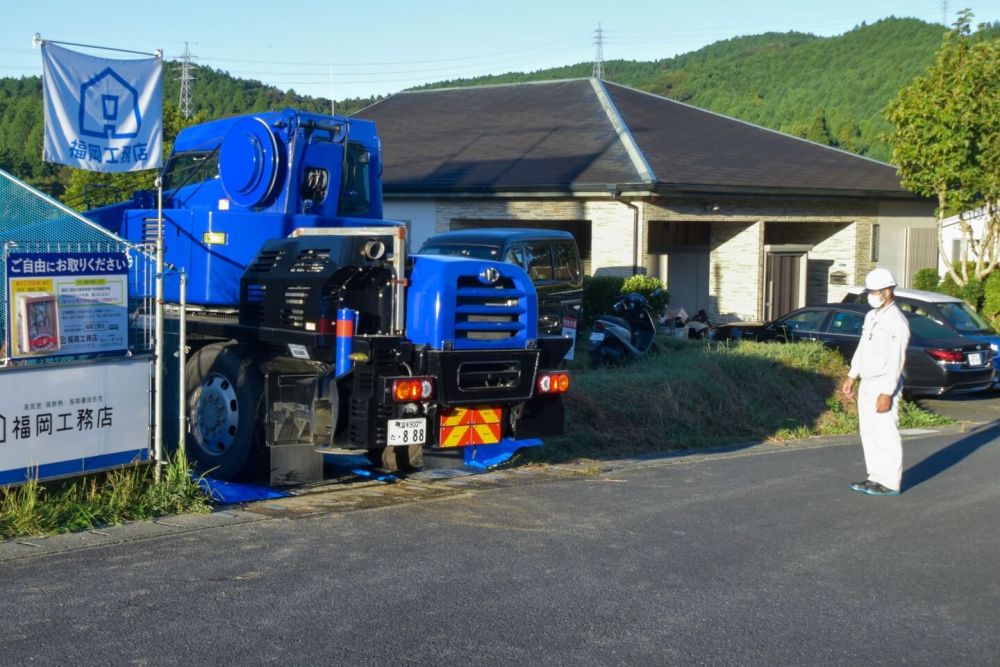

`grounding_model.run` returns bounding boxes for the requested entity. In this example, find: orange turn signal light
[537,371,570,394]
[392,377,435,402]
